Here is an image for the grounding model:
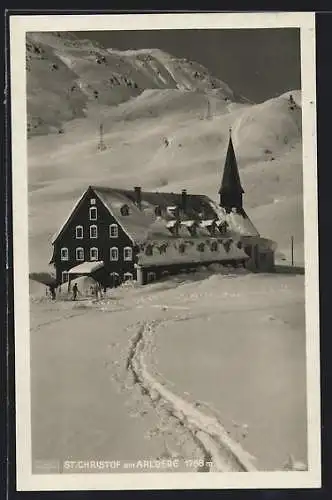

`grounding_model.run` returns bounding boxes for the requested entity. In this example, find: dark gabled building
[49,132,276,288]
